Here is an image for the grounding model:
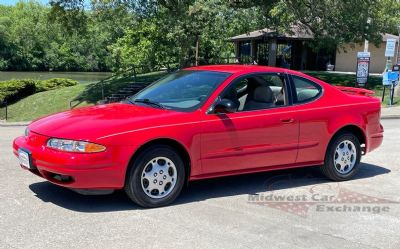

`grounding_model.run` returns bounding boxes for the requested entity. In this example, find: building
[230,27,399,73]
[335,34,399,73]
